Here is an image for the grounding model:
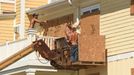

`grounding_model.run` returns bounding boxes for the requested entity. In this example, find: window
[80,4,100,15]
[131,0,134,15]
